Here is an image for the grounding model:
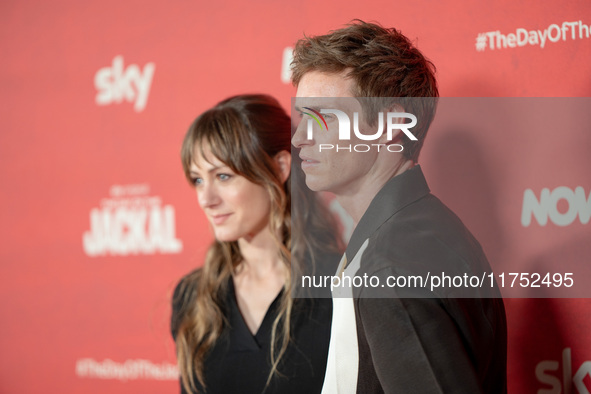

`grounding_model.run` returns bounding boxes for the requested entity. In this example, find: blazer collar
[344,165,430,265]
